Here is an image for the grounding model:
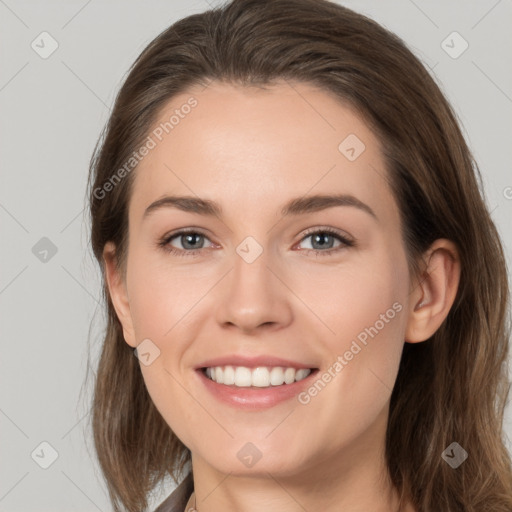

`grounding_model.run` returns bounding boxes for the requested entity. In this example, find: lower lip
[196,368,318,410]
